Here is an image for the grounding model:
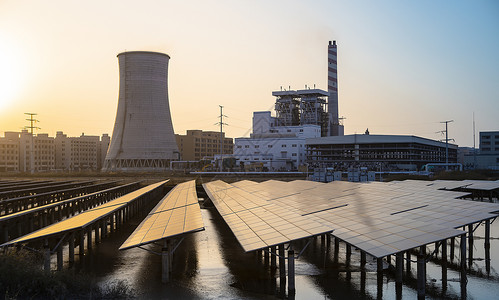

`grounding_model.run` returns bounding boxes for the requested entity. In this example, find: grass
[0,248,135,299]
